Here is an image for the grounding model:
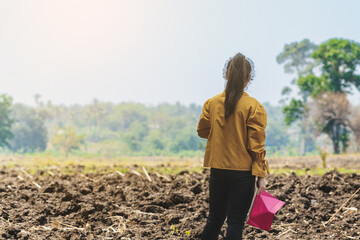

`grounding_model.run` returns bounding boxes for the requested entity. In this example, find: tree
[85,99,107,142]
[123,121,149,152]
[105,103,148,132]
[170,128,199,153]
[10,104,47,152]
[276,39,318,76]
[265,120,290,151]
[52,126,84,157]
[311,92,351,154]
[277,39,318,154]
[348,106,360,151]
[0,94,14,148]
[312,38,360,92]
[310,38,360,153]
[282,99,304,126]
